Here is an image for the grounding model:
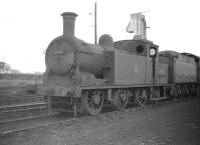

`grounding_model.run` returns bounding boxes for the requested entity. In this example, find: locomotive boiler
[42,12,200,116]
[45,13,106,77]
